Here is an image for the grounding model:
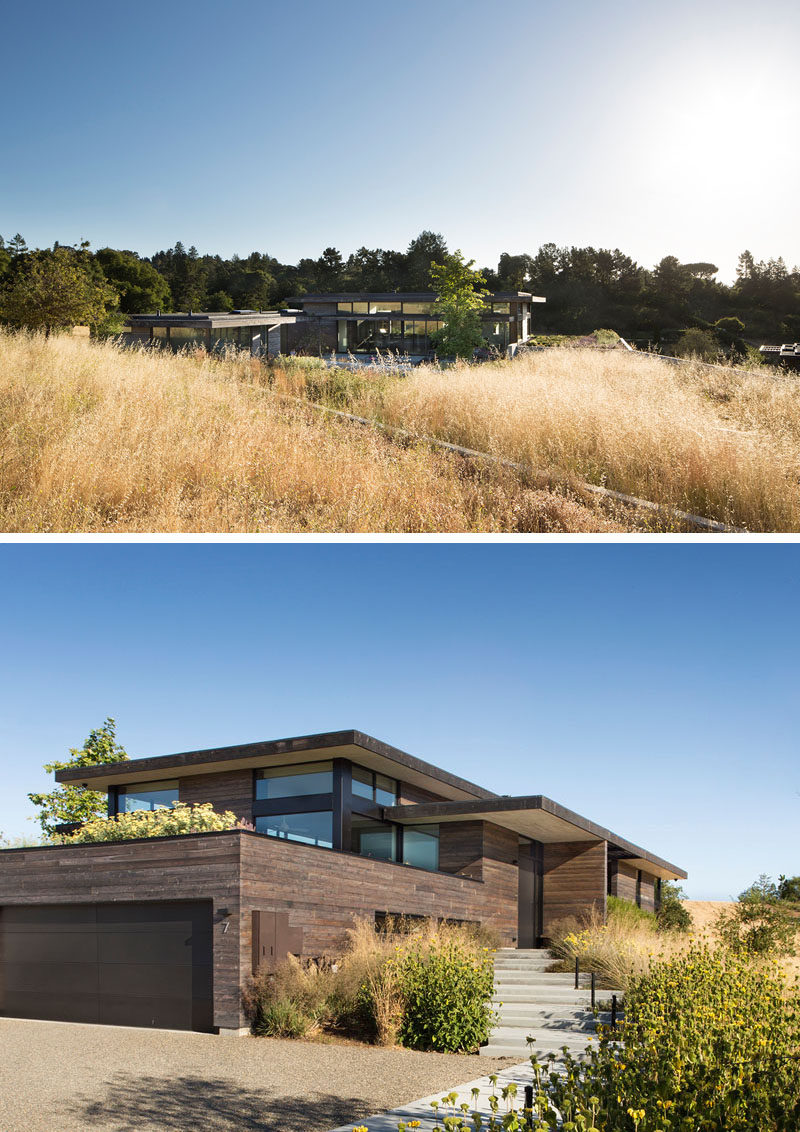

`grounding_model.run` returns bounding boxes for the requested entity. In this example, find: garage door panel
[3,905,97,929]
[98,928,193,966]
[0,902,213,1032]
[4,961,99,996]
[2,989,100,1024]
[97,962,194,998]
[99,993,192,1030]
[1,929,99,965]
